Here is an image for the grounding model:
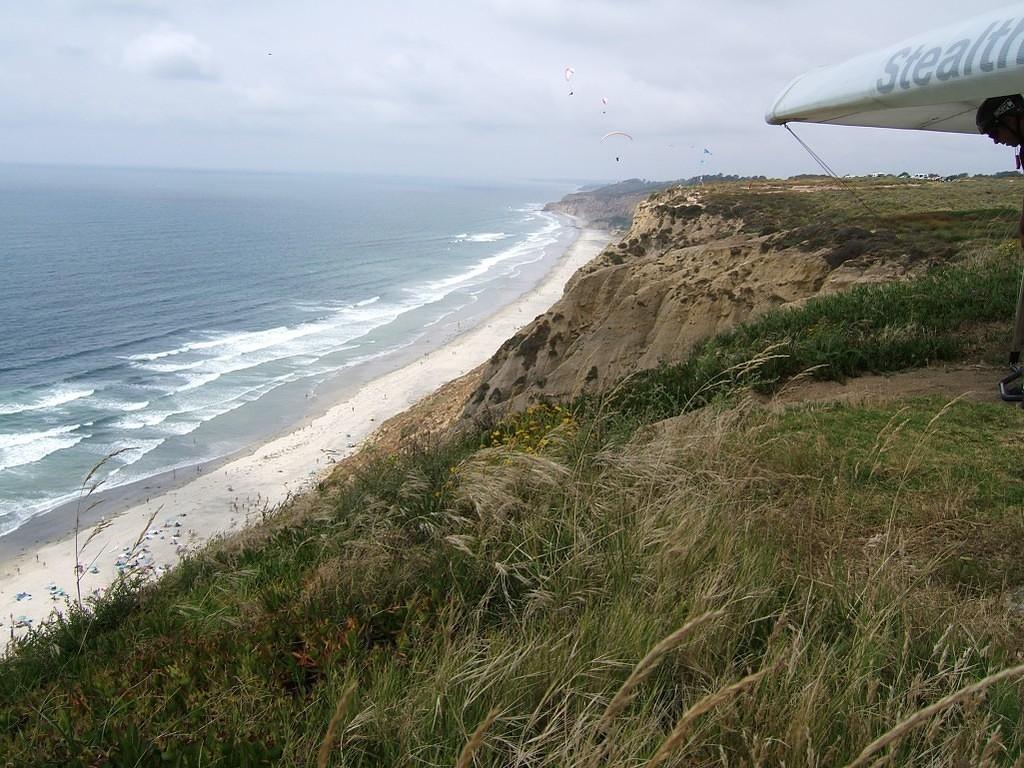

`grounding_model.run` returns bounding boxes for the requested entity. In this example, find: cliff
[463,176,1018,420]
[543,178,679,229]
